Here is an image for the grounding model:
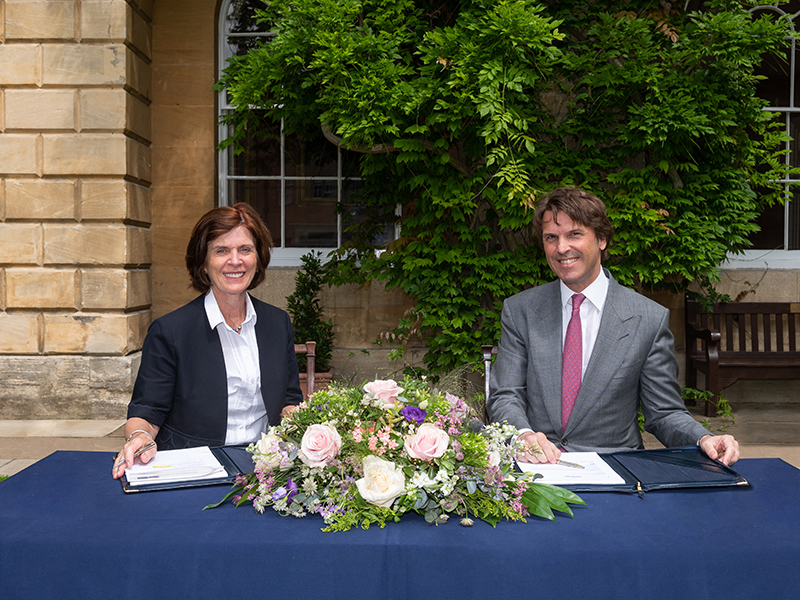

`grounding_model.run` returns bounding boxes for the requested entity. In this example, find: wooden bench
[684,294,800,416]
